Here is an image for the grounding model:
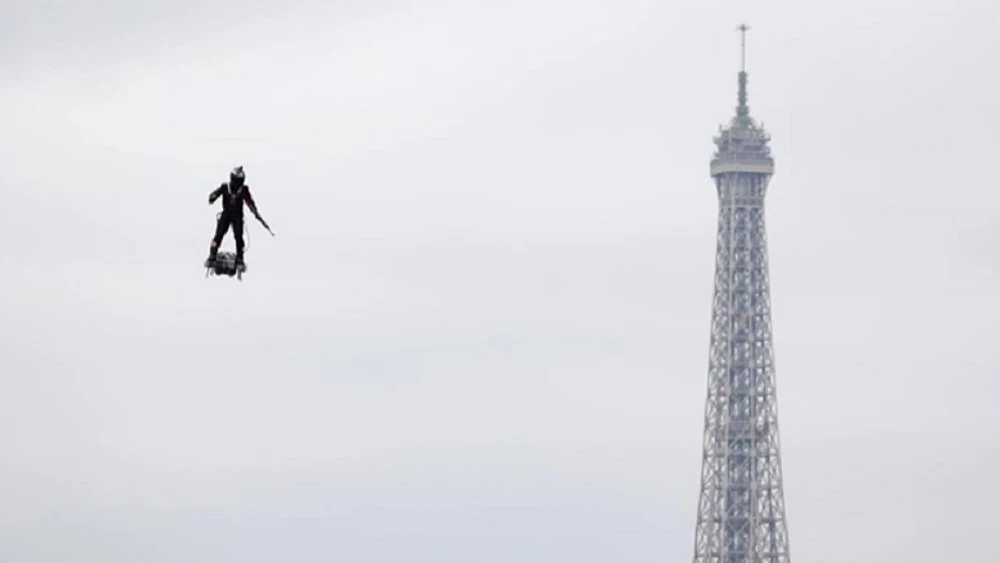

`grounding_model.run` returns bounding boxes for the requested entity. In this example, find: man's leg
[233,214,246,266]
[208,214,231,262]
